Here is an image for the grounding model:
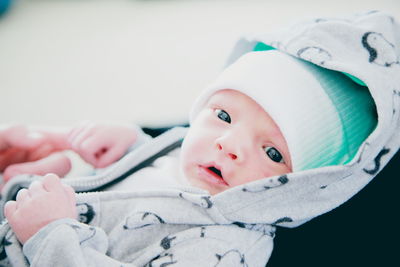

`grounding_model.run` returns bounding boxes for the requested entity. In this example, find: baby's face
[180,89,292,195]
